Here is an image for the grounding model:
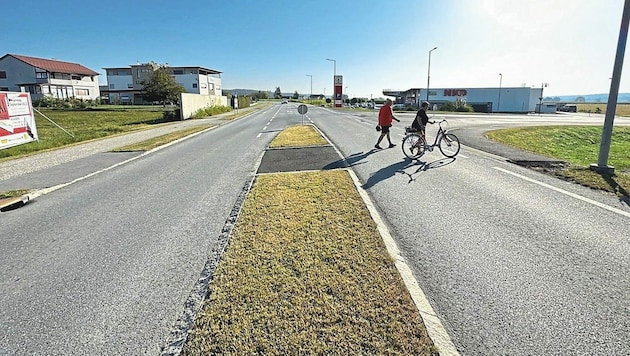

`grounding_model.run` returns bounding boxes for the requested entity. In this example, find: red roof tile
[6,54,99,76]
